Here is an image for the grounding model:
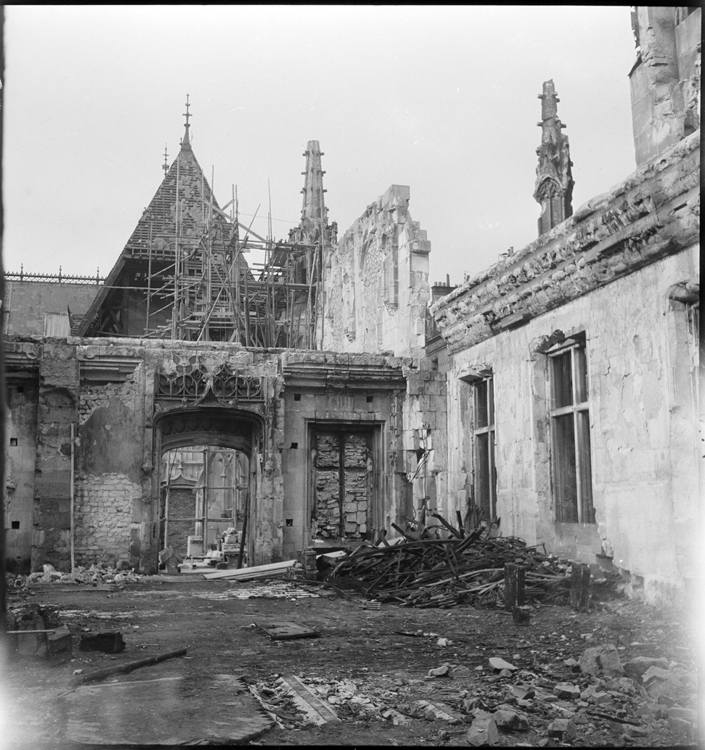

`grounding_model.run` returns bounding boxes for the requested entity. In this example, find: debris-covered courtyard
[3,568,697,748]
